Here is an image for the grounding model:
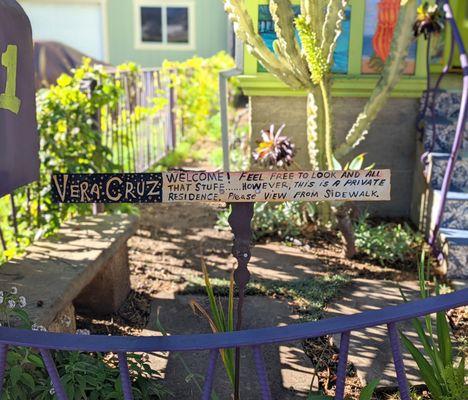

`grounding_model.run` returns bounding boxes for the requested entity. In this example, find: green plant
[354,213,422,266]
[224,0,417,222]
[0,59,164,263]
[190,261,235,388]
[217,201,316,241]
[0,291,169,400]
[162,52,238,142]
[400,253,467,400]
